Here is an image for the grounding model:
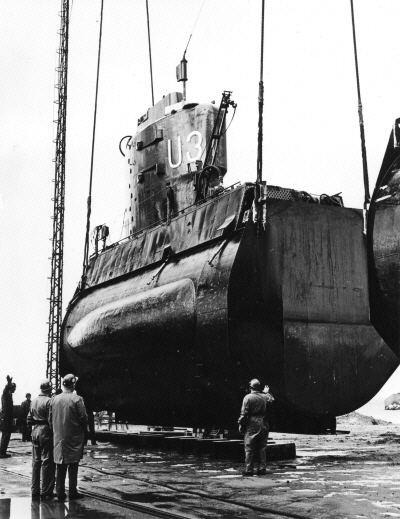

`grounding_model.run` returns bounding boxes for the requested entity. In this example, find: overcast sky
[1,0,400,420]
